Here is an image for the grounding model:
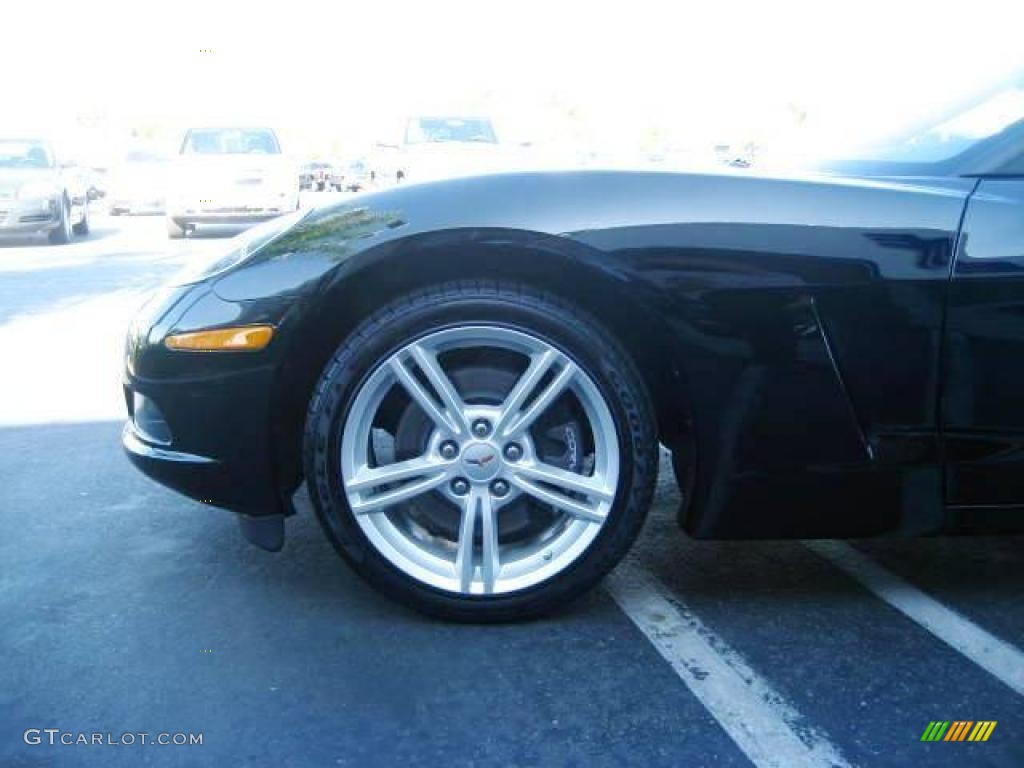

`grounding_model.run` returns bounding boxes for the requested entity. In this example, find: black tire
[72,201,89,236]
[304,281,657,621]
[166,217,187,239]
[47,197,72,245]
